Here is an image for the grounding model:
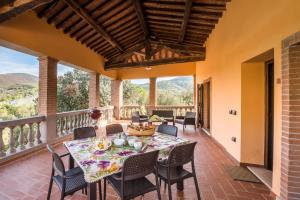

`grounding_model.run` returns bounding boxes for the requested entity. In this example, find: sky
[0,46,73,76]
